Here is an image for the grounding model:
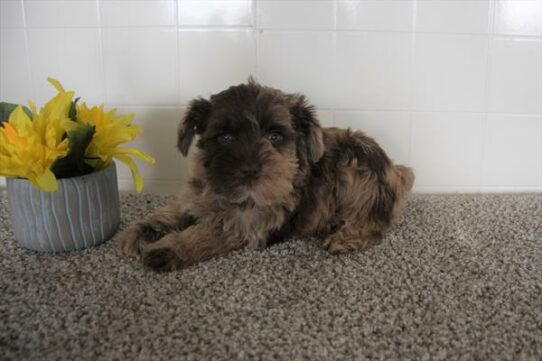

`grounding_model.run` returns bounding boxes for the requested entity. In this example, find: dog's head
[178,78,324,205]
